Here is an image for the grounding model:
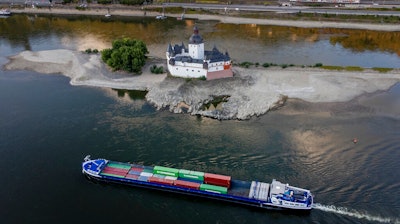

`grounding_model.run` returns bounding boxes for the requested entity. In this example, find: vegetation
[150,64,164,74]
[101,38,148,73]
[84,48,99,54]
[372,67,393,73]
